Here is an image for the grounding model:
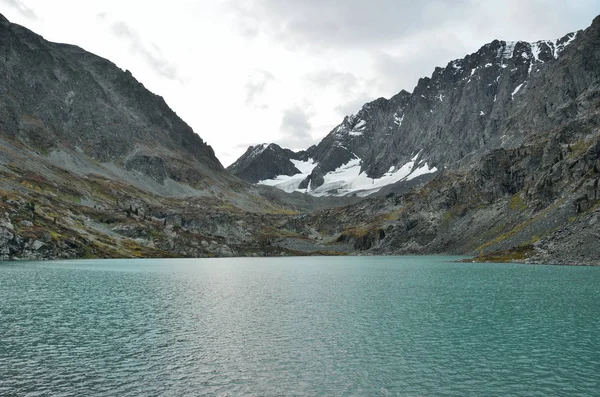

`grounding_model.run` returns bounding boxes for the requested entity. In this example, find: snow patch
[257,159,317,193]
[562,32,578,50]
[291,159,316,174]
[531,42,543,62]
[309,153,438,197]
[348,119,366,136]
[548,41,558,59]
[511,83,523,99]
[247,143,270,160]
[550,32,577,59]
[451,60,462,73]
[260,153,438,197]
[393,113,404,126]
[406,163,438,182]
[532,37,573,61]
